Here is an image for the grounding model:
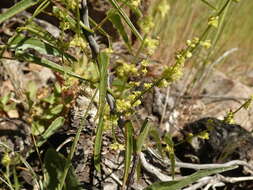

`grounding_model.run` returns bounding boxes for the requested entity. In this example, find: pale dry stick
[56,137,74,152]
[185,174,253,190]
[102,165,123,186]
[170,93,248,103]
[139,152,173,181]
[159,86,171,127]
[217,174,253,183]
[203,180,225,190]
[182,174,253,190]
[147,147,253,172]
[198,48,238,89]
[209,48,238,71]
[182,176,218,190]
